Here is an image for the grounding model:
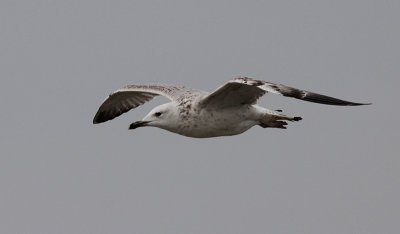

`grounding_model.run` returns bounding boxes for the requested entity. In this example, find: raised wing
[200,77,370,108]
[93,84,186,124]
